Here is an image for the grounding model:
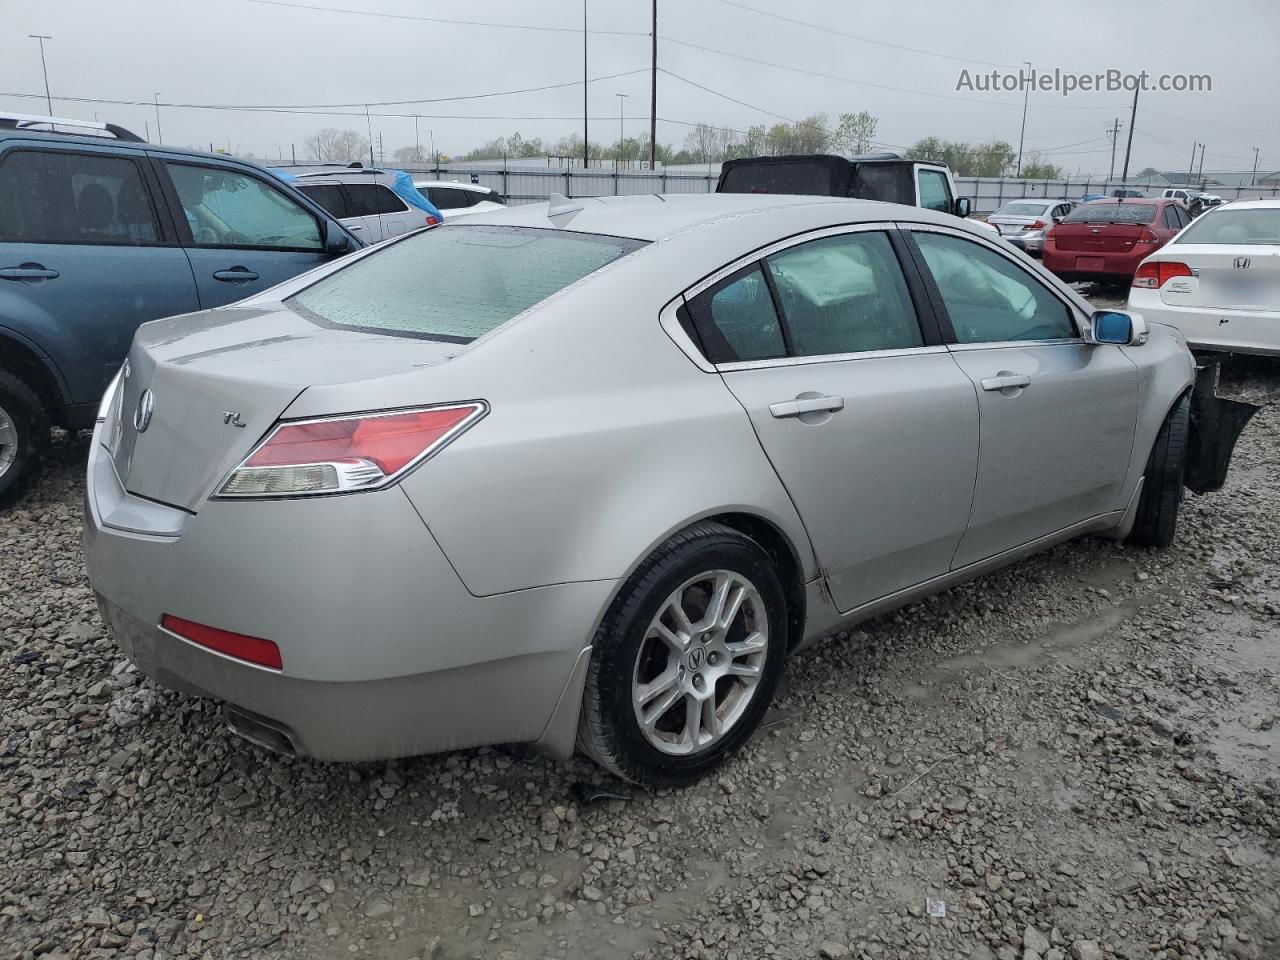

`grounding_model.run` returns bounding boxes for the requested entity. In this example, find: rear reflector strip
[160,614,283,670]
